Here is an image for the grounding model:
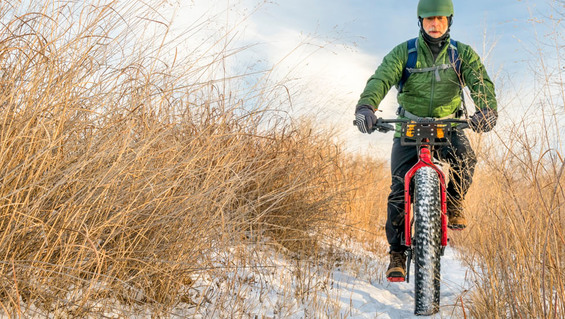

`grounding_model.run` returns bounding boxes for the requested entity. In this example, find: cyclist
[354,0,498,281]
